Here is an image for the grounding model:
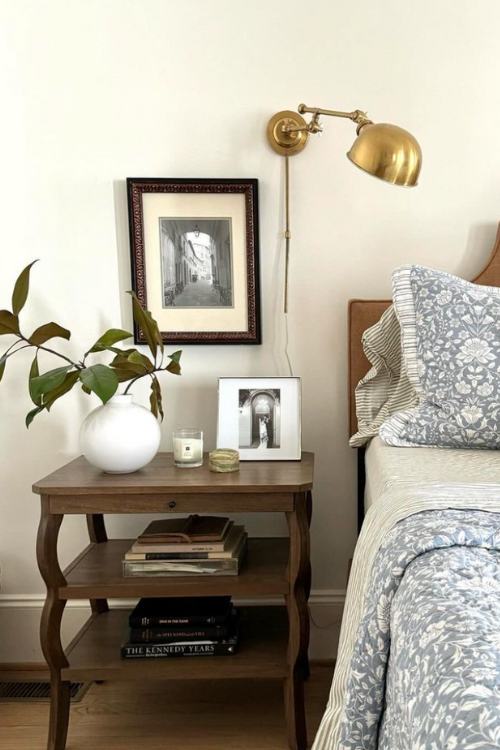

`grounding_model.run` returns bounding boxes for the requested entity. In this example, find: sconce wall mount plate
[267,110,309,156]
